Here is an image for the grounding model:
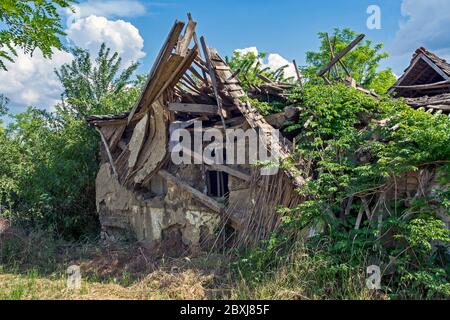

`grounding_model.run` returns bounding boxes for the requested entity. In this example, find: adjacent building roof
[389,47,450,98]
